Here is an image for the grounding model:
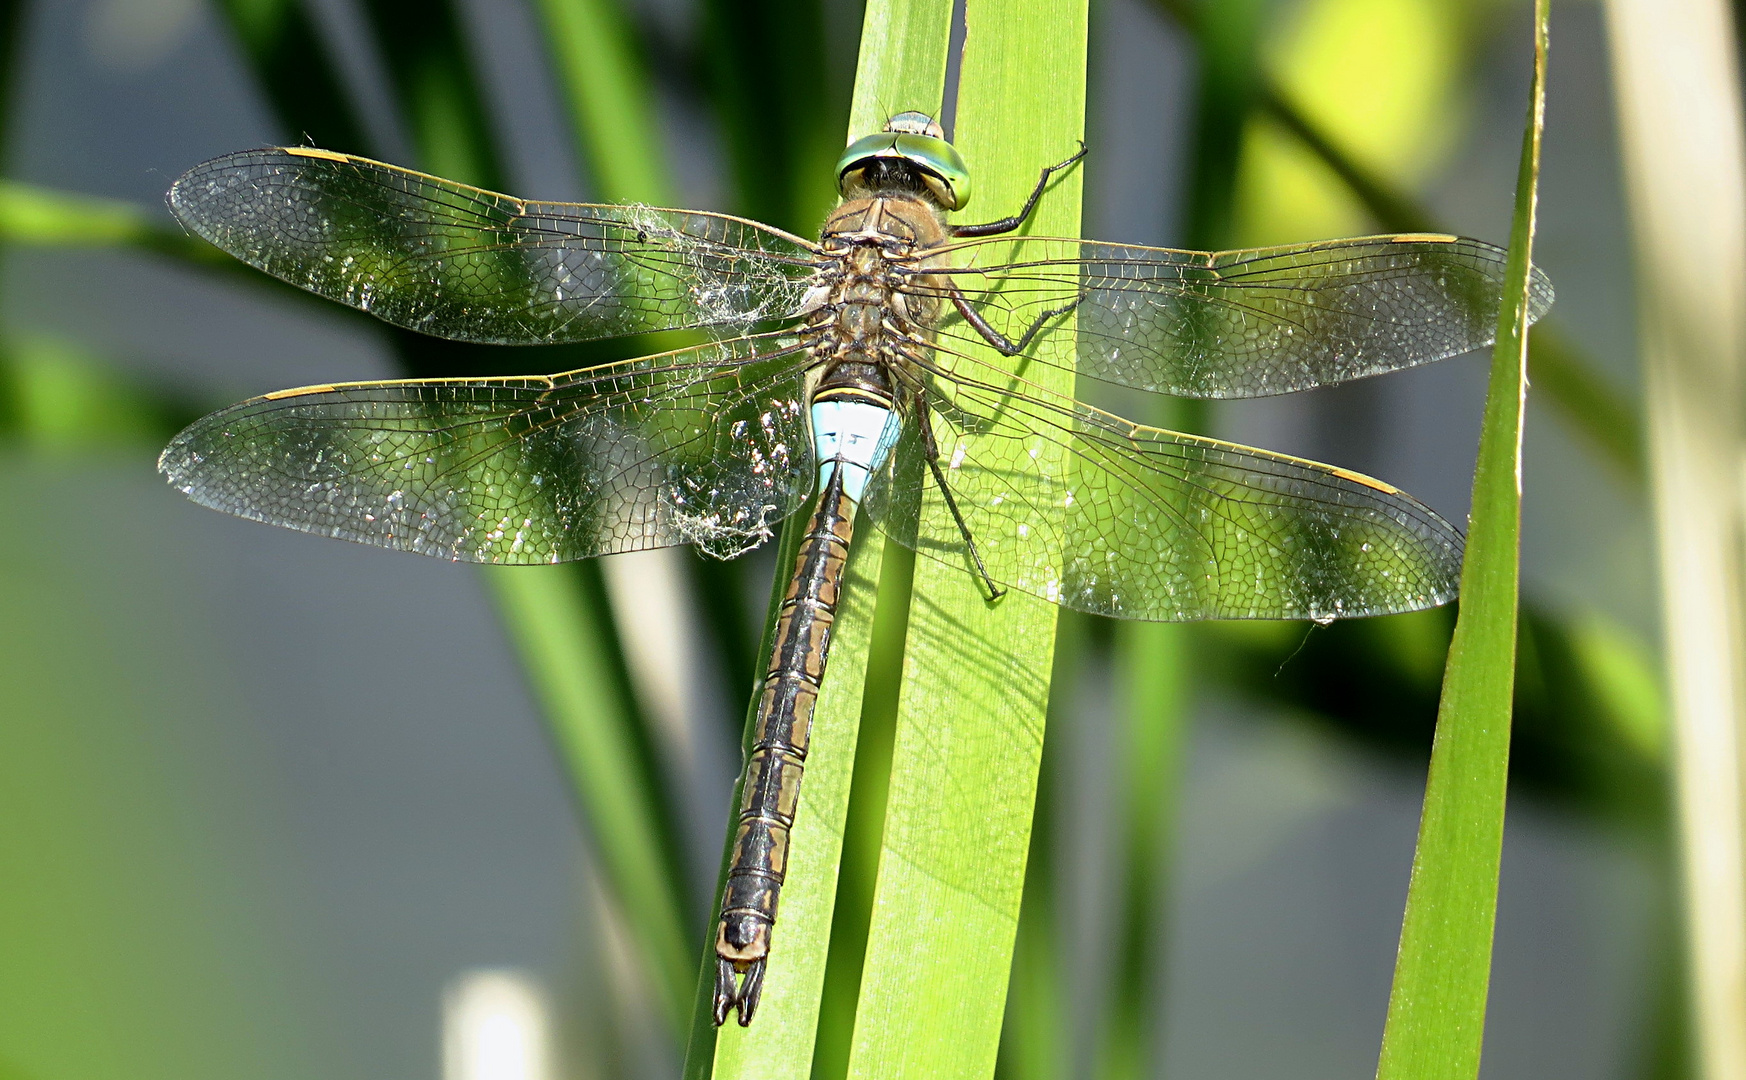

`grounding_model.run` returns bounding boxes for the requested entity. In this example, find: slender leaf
[1093,620,1190,1080]
[1255,82,1439,235]
[533,0,673,205]
[998,613,1126,1080]
[536,0,774,784]
[374,7,698,1032]
[1080,0,1264,1060]
[844,4,1086,1077]
[210,0,369,152]
[1606,0,1746,1073]
[1,336,176,449]
[209,0,698,1039]
[699,0,837,232]
[705,541,891,1074]
[1374,3,1547,1077]
[1253,84,1642,486]
[809,537,916,1080]
[489,567,693,1028]
[698,4,955,1073]
[996,673,1068,1080]
[0,181,221,264]
[680,516,816,1076]
[353,0,502,187]
[1178,0,1266,250]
